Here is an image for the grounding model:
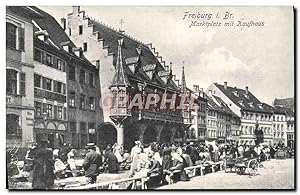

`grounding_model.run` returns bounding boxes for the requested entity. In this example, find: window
[57,59,65,71]
[34,48,42,62]
[6,69,18,95]
[69,65,76,81]
[57,106,63,119]
[80,69,86,84]
[54,81,62,93]
[89,97,95,111]
[83,42,87,52]
[89,73,95,87]
[46,53,53,67]
[70,122,77,132]
[34,74,41,88]
[45,104,52,118]
[44,78,52,90]
[80,122,86,132]
[6,22,17,49]
[68,28,71,36]
[69,91,75,107]
[79,25,83,35]
[80,94,86,109]
[281,116,283,121]
[34,102,42,117]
